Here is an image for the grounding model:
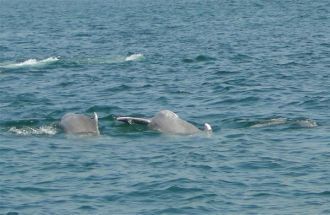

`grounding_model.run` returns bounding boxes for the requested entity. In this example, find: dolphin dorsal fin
[93,112,100,135]
[204,123,212,133]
